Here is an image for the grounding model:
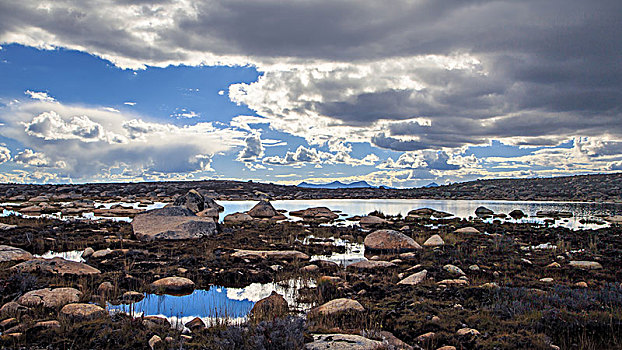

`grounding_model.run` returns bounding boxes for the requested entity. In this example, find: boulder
[59,303,107,322]
[438,279,469,286]
[151,276,195,295]
[250,291,289,321]
[197,208,219,218]
[185,317,206,331]
[509,209,526,219]
[569,261,603,270]
[347,260,396,270]
[423,234,445,247]
[289,207,339,221]
[18,287,82,309]
[364,230,421,252]
[475,206,494,216]
[0,245,33,263]
[407,208,452,218]
[131,206,217,241]
[148,335,162,350]
[231,249,309,260]
[306,334,382,350]
[359,216,387,227]
[398,270,428,285]
[311,298,365,316]
[247,200,278,218]
[456,328,480,337]
[453,227,480,234]
[173,189,205,213]
[122,291,144,303]
[223,212,254,223]
[0,223,17,230]
[11,258,100,276]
